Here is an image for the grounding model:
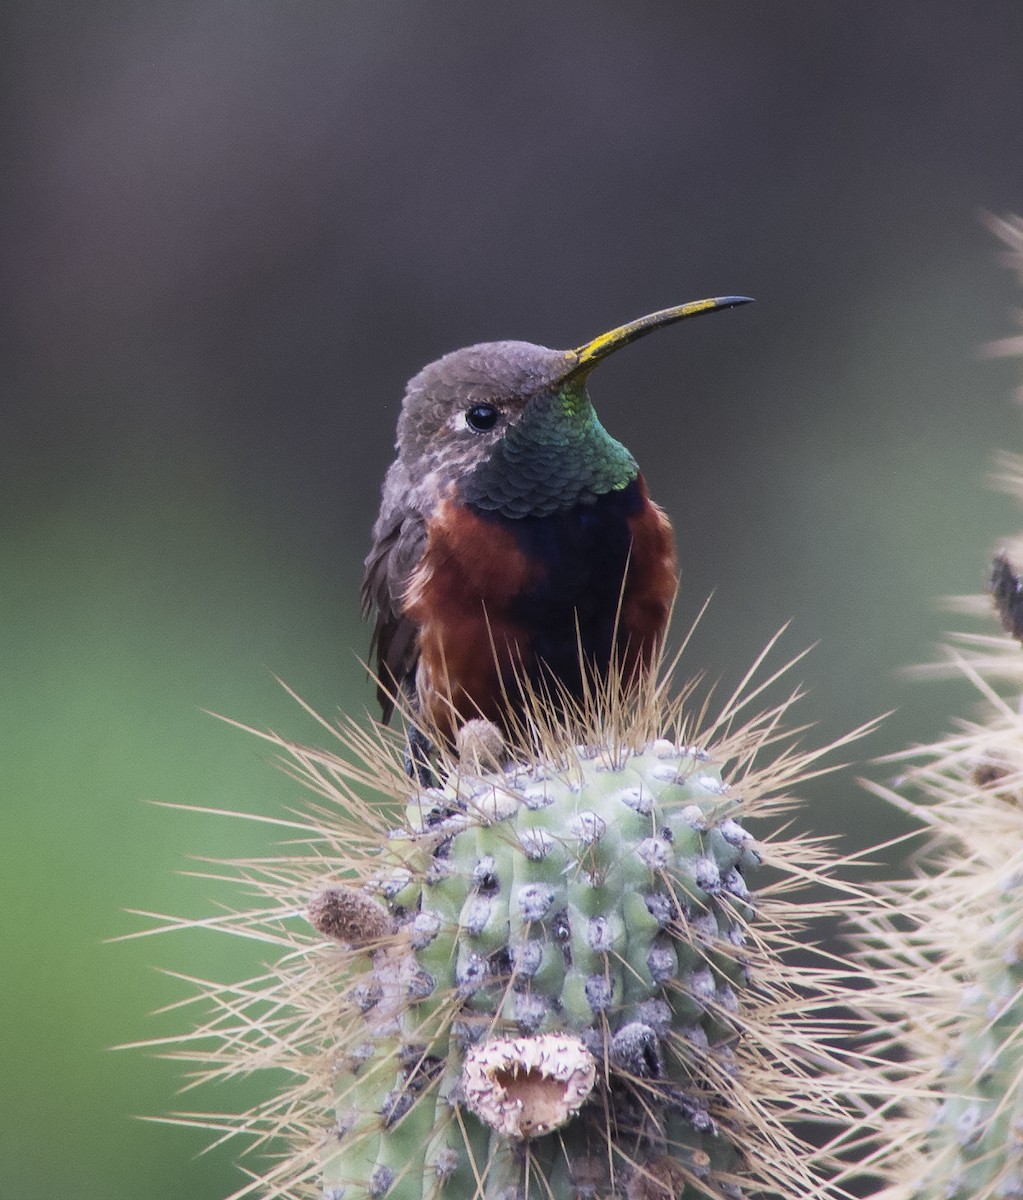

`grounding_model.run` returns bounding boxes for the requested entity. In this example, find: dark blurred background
[4,3,1023,1197]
